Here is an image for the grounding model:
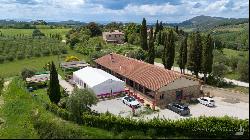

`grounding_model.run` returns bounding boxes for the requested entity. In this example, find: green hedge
[44,103,73,121]
[32,114,87,139]
[82,113,249,138]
